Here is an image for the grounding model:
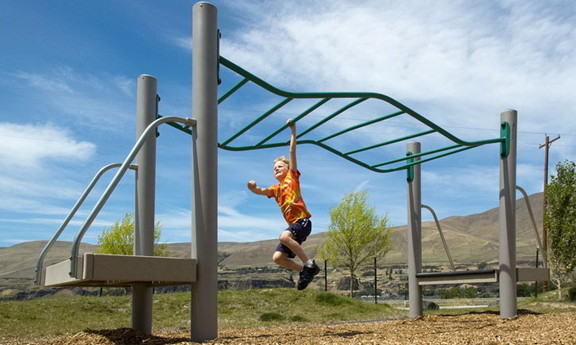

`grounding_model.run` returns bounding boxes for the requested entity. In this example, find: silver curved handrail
[421,187,547,272]
[35,163,138,284]
[421,204,455,270]
[516,185,547,268]
[69,116,196,277]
